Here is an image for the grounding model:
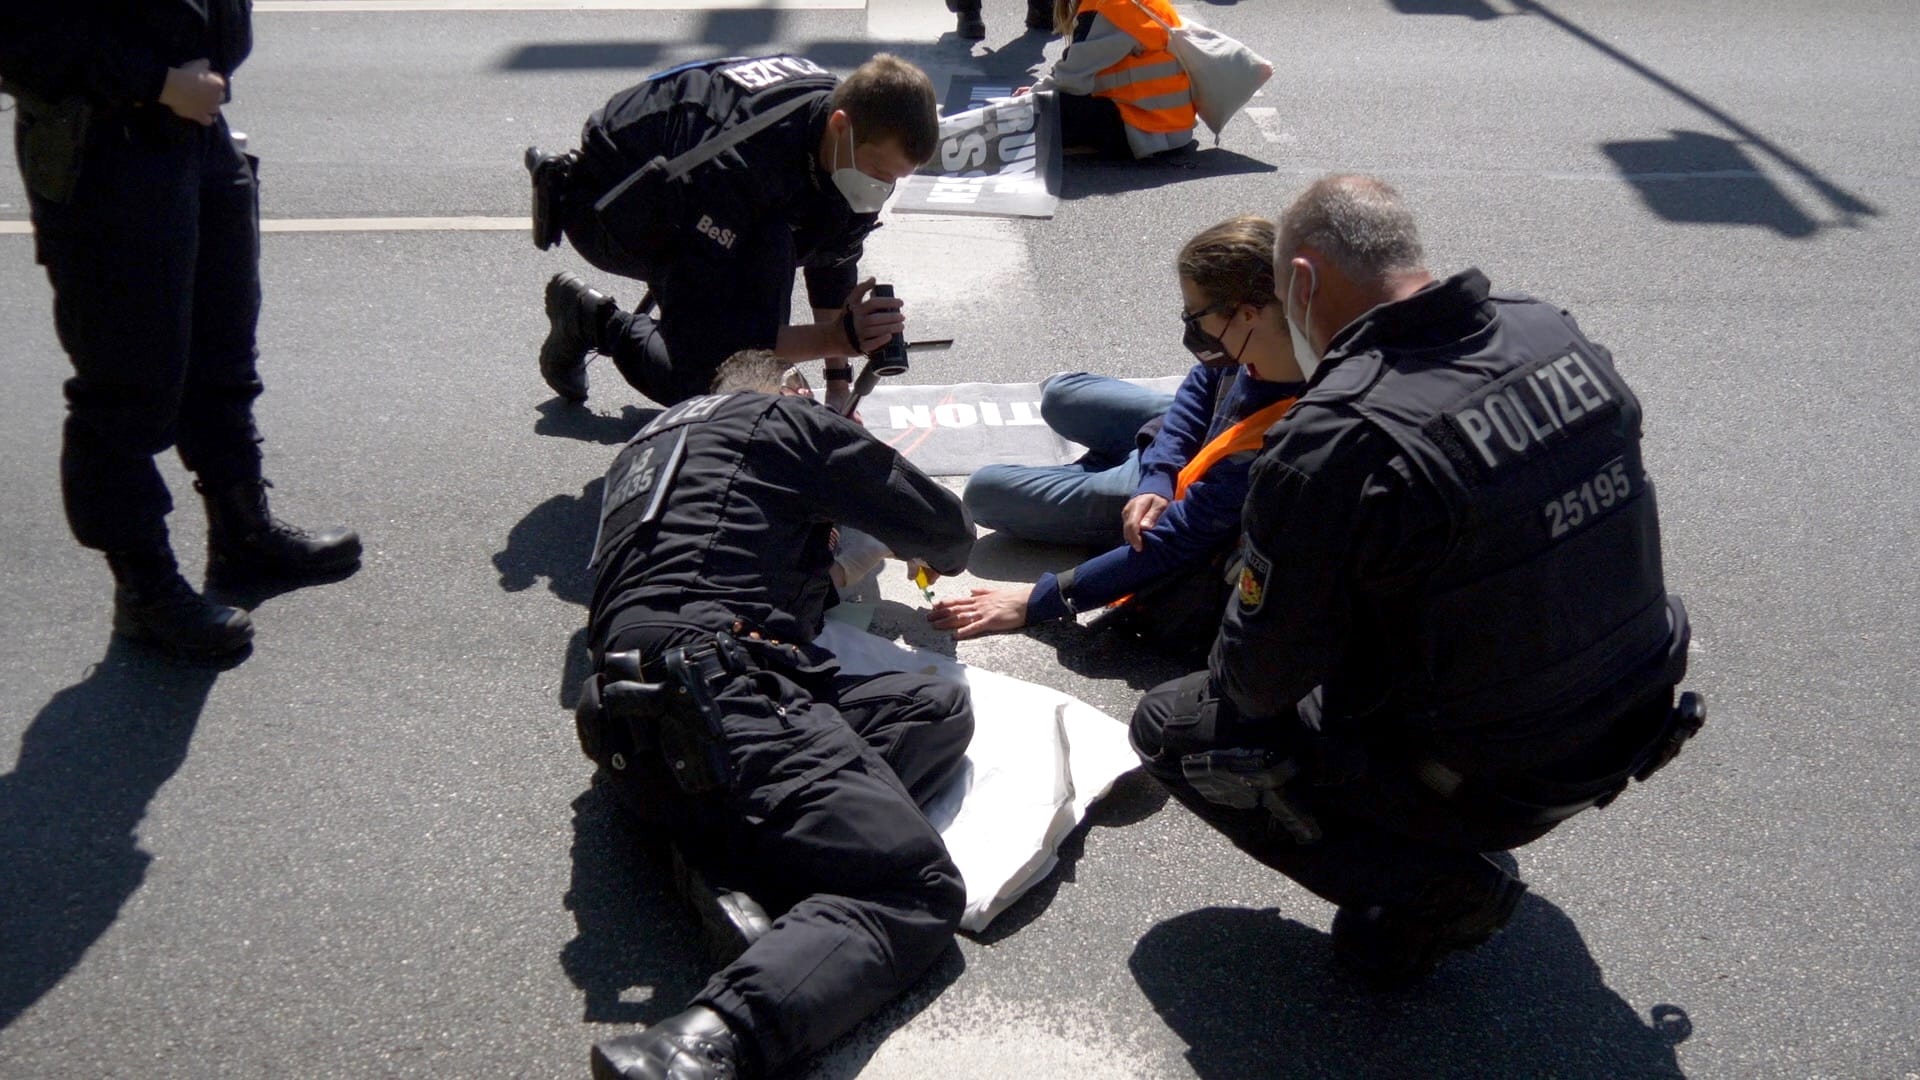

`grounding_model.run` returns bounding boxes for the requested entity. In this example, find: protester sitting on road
[575,350,976,1080]
[525,54,937,414]
[1027,0,1197,159]
[930,216,1301,656]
